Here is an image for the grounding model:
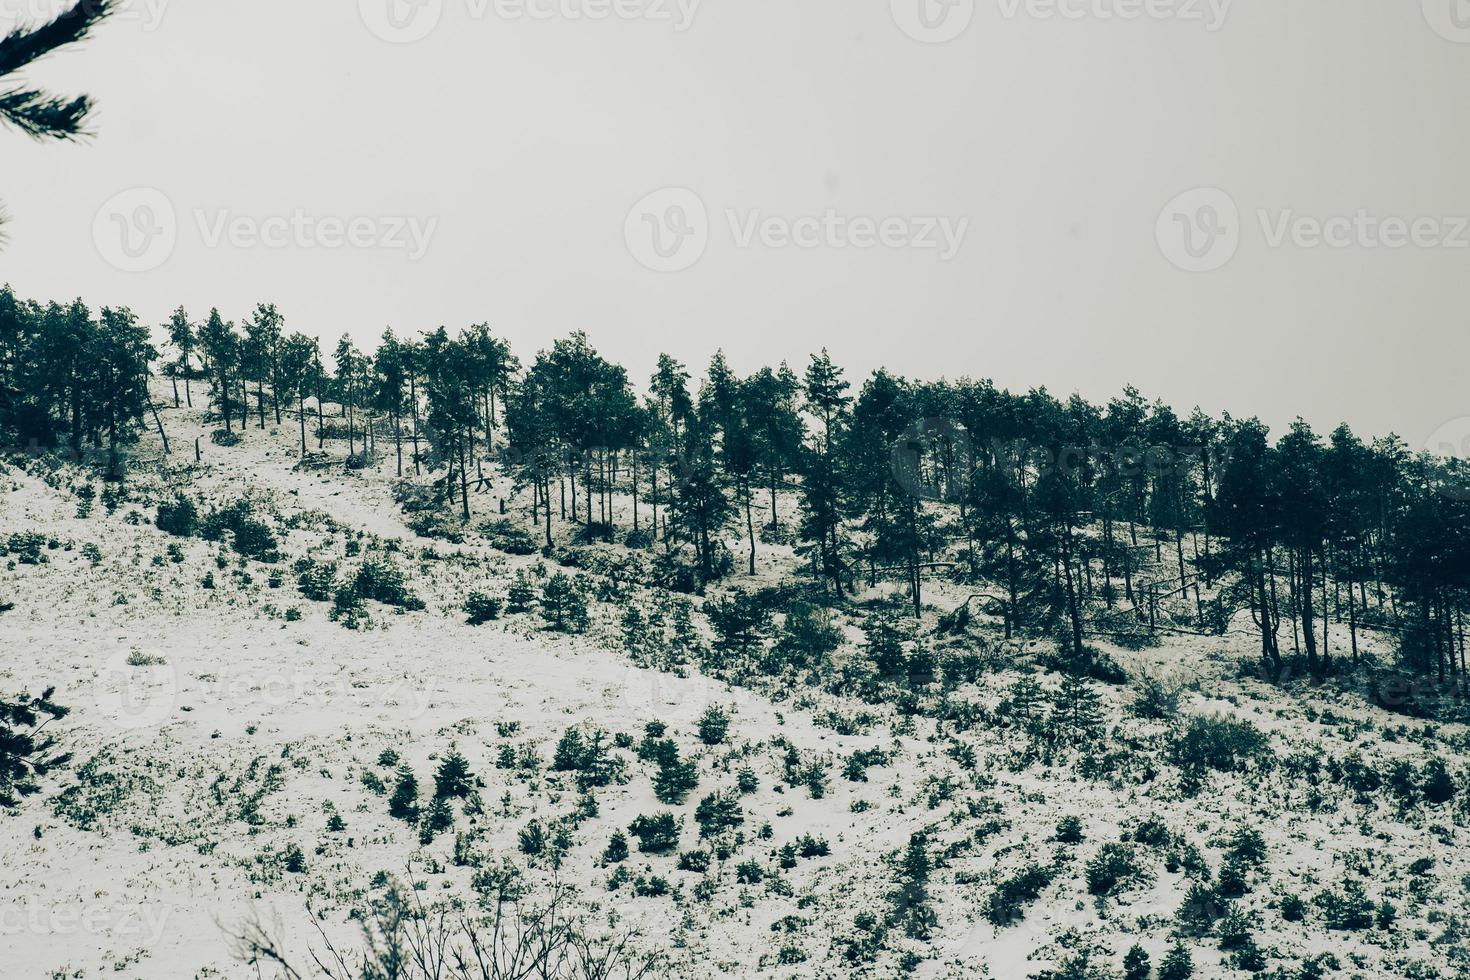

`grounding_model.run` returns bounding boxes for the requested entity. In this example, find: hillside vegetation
[1,292,1469,979]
